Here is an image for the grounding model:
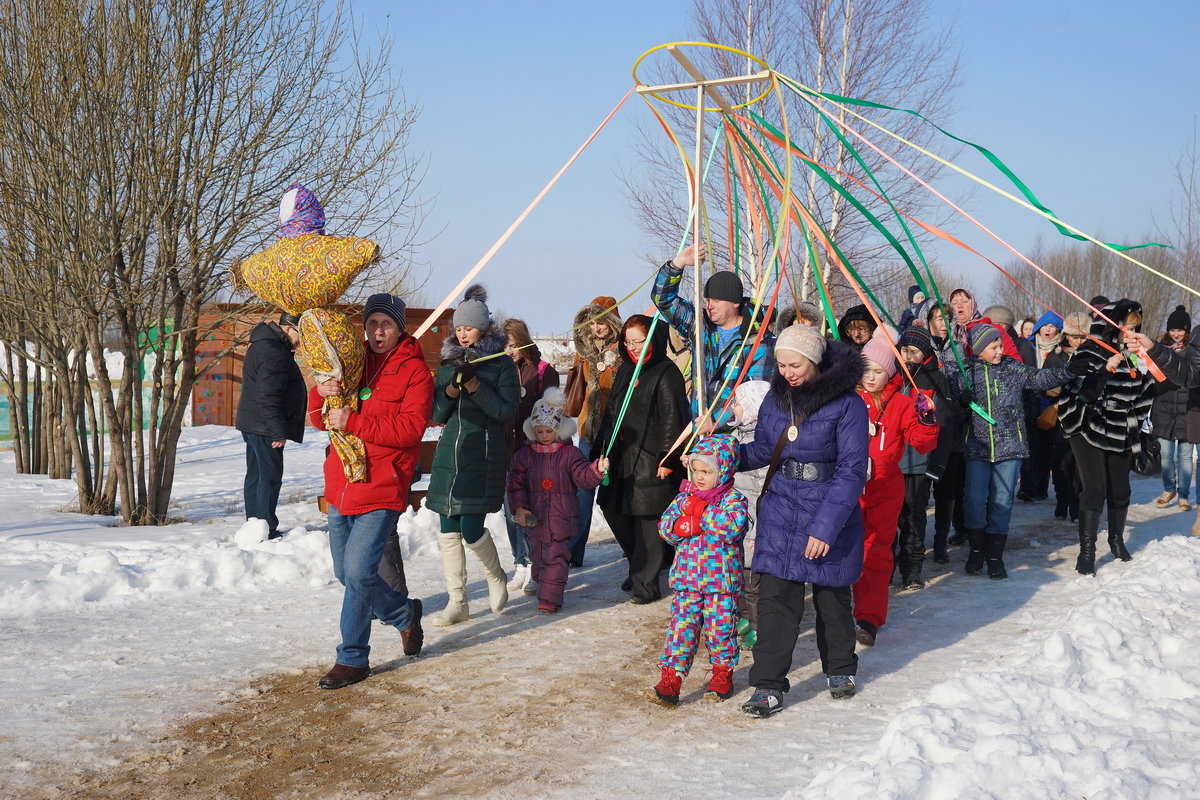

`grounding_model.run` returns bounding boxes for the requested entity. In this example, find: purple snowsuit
[507,443,603,610]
